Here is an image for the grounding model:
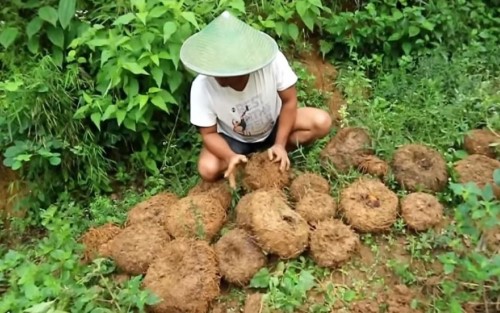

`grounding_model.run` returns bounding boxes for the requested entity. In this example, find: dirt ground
[299,45,345,126]
[0,159,27,231]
